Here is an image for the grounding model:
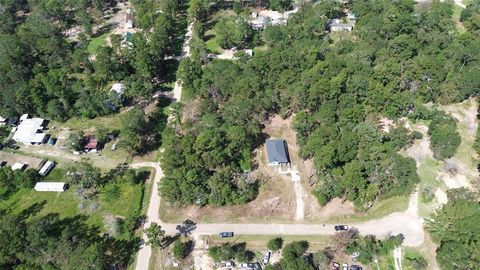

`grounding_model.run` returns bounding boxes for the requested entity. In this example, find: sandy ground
[434,188,448,205]
[0,151,46,170]
[402,123,434,165]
